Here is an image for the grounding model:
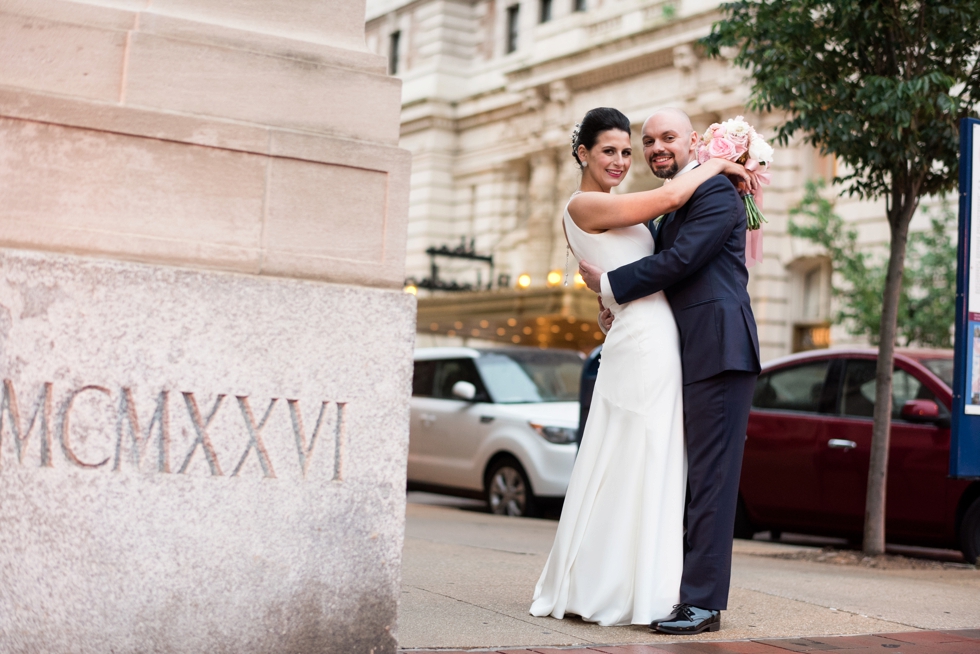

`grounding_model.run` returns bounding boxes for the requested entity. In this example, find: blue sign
[951,118,980,478]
